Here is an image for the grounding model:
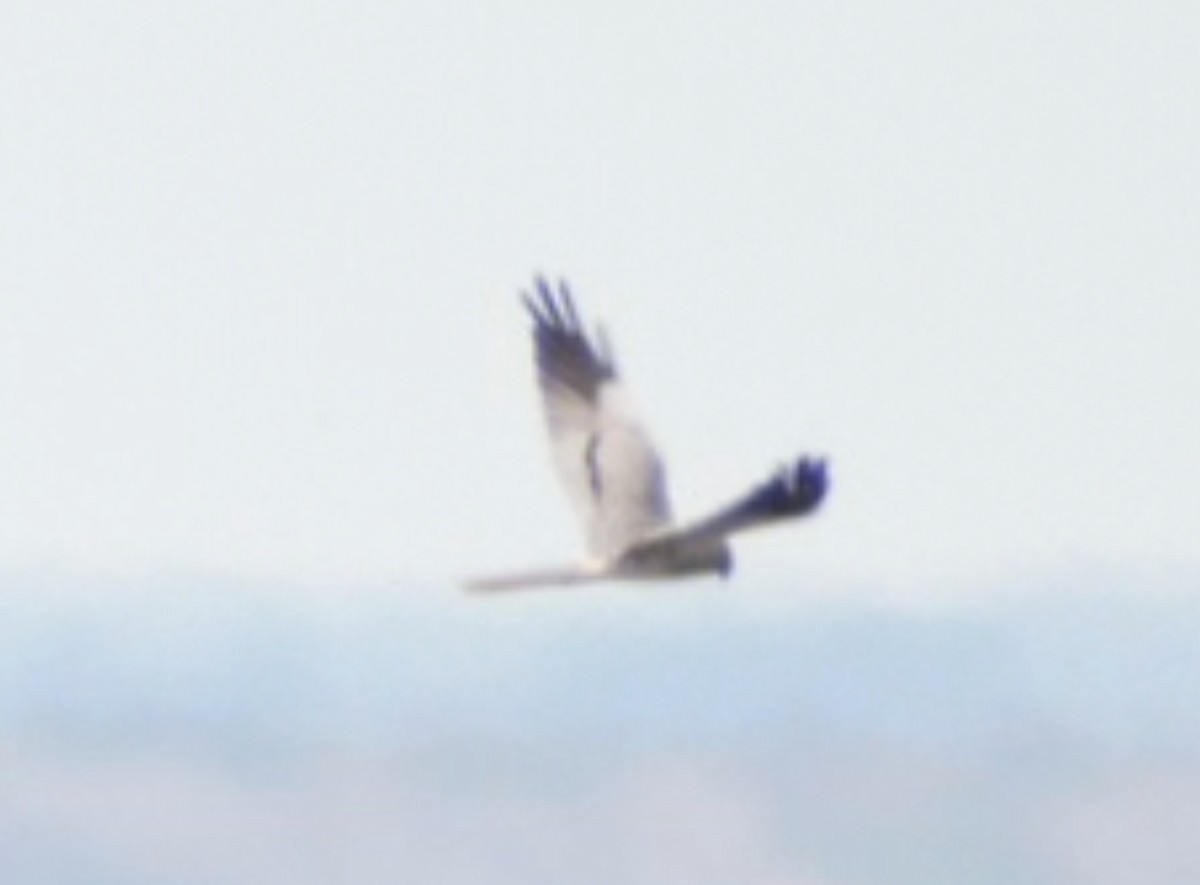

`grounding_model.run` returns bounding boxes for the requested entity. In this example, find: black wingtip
[519,275,617,389]
[790,457,829,513]
[524,275,578,331]
[754,457,829,518]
